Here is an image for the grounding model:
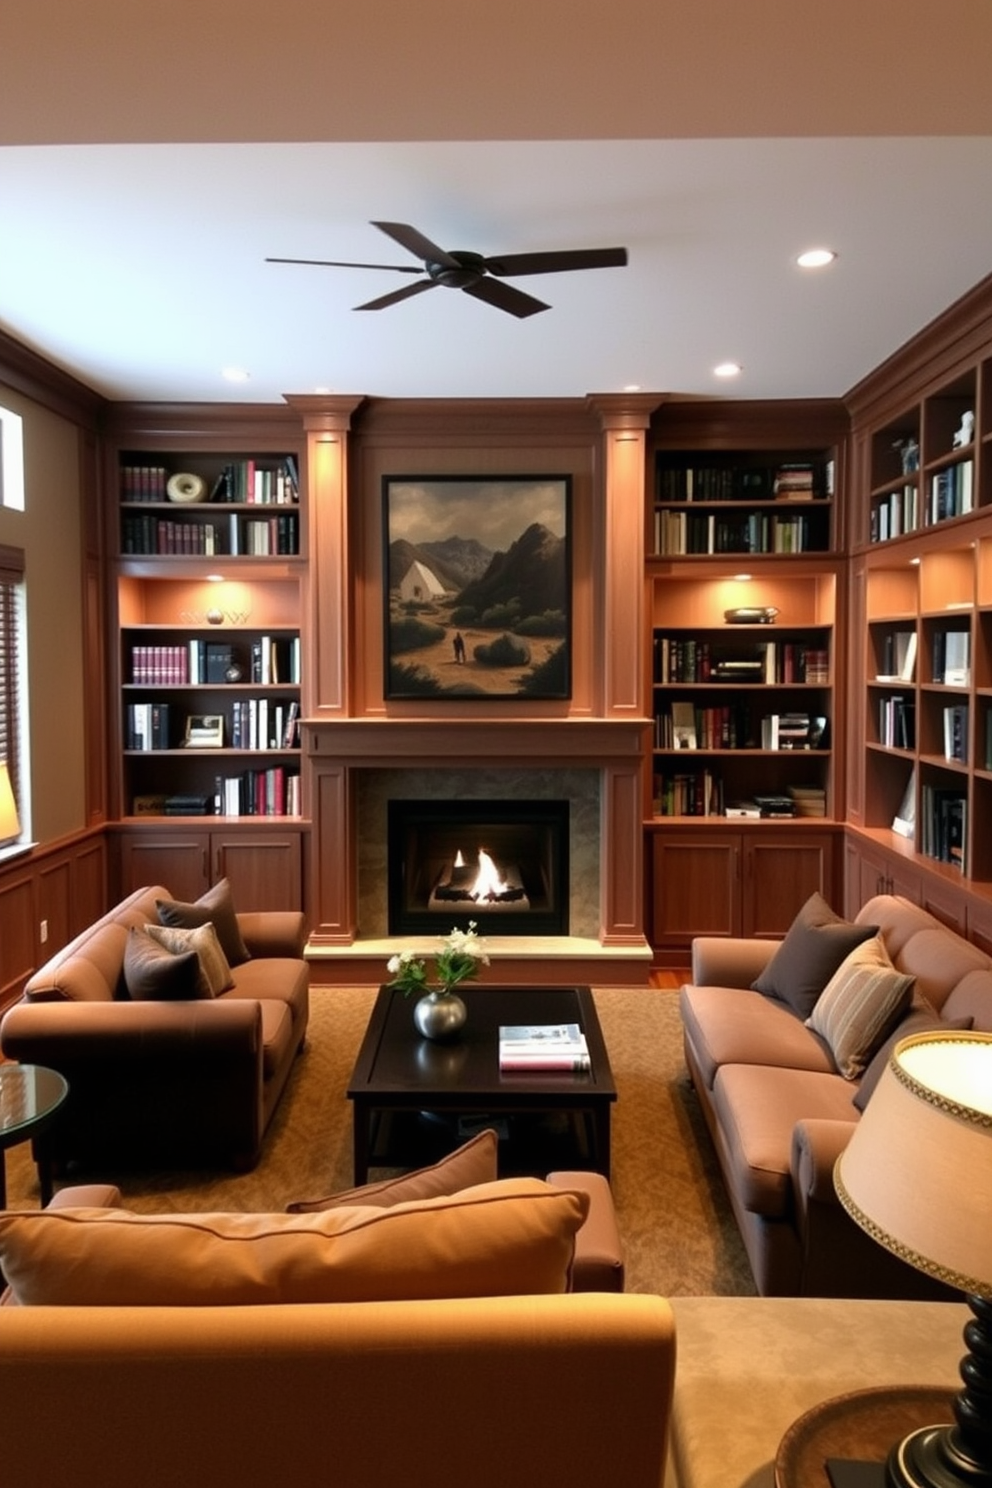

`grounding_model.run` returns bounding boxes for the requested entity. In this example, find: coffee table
[347,985,616,1183]
[0,1063,69,1207]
